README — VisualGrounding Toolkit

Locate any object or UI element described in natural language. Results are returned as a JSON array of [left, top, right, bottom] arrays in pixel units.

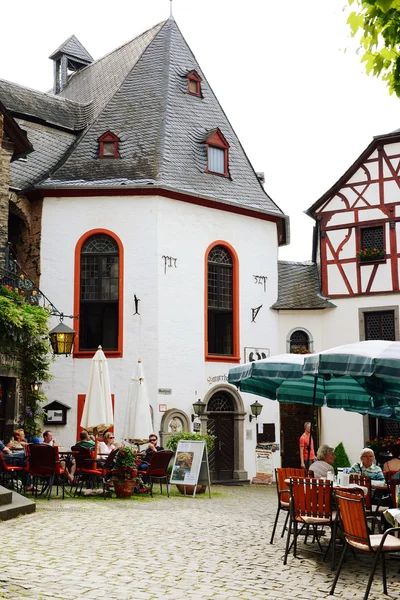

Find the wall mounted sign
[[158, 388, 172, 395], [158, 404, 167, 412], [207, 374, 228, 385], [43, 400, 71, 425], [244, 347, 270, 363]]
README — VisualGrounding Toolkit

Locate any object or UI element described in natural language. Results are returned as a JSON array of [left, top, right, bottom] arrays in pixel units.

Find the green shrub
[[332, 442, 351, 473], [166, 431, 215, 454]]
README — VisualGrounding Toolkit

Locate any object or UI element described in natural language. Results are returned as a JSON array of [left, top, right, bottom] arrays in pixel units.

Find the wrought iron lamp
[[249, 400, 263, 422], [49, 319, 76, 356], [191, 398, 206, 422], [30, 380, 42, 393]]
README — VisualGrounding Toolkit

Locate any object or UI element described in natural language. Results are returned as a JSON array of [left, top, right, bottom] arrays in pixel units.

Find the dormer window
[[186, 70, 202, 97], [98, 131, 120, 159], [206, 129, 230, 177]]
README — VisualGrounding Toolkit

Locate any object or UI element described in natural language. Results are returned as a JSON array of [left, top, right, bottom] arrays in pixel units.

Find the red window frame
[[186, 70, 202, 97], [205, 129, 230, 178], [73, 229, 124, 359], [204, 240, 240, 363], [98, 131, 120, 159]]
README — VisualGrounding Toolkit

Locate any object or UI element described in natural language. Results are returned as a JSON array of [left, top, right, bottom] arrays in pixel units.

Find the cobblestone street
[[0, 484, 399, 600]]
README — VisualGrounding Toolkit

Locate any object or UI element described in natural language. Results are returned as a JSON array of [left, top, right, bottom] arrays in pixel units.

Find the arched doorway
[[202, 386, 247, 482]]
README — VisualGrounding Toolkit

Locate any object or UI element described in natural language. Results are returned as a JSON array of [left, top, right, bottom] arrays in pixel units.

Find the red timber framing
[[311, 138, 400, 298]]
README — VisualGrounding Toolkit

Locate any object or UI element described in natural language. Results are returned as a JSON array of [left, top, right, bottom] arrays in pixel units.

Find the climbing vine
[[0, 286, 52, 434]]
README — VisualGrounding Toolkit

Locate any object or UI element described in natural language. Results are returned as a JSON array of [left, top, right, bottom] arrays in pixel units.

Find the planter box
[[358, 255, 386, 265]]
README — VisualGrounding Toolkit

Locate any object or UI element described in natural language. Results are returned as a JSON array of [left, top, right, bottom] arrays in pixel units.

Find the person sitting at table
[[310, 444, 335, 478], [97, 432, 118, 463], [349, 447, 385, 481], [75, 430, 95, 450], [43, 430, 57, 446], [0, 439, 25, 467], [6, 428, 27, 452], [137, 434, 164, 482], [383, 443, 400, 473]]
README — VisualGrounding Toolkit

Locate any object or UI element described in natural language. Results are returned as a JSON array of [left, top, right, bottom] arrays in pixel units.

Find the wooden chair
[[137, 451, 174, 497], [349, 474, 388, 523], [284, 477, 337, 568], [330, 489, 400, 600], [384, 470, 399, 508], [270, 467, 313, 544]]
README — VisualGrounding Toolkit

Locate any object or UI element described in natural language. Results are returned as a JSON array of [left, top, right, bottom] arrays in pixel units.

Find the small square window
[[188, 79, 199, 95], [102, 142, 116, 156]]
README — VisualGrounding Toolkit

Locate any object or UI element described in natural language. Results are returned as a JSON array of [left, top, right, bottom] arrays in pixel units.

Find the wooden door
[[279, 403, 319, 468], [207, 413, 234, 481]]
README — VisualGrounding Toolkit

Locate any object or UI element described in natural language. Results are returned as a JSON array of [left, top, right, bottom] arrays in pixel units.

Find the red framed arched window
[[204, 241, 240, 362], [186, 70, 202, 97], [98, 131, 120, 159], [73, 229, 124, 358], [206, 129, 230, 178]]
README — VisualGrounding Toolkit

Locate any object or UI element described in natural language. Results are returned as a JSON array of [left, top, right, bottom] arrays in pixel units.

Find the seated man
[[75, 430, 95, 450], [138, 435, 164, 483], [311, 444, 335, 478], [43, 430, 57, 446]]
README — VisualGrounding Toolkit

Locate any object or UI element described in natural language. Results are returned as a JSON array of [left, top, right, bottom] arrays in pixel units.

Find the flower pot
[[113, 479, 135, 498], [176, 484, 206, 495]]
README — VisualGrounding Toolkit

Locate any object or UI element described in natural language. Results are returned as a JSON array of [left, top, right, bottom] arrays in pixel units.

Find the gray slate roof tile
[[271, 261, 336, 310], [49, 35, 94, 63]]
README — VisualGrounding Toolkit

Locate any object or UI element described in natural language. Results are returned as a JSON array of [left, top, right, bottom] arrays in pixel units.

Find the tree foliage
[[348, 0, 400, 96]]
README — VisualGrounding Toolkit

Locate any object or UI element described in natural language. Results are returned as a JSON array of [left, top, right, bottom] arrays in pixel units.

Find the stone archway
[[201, 385, 247, 481], [159, 408, 191, 449]]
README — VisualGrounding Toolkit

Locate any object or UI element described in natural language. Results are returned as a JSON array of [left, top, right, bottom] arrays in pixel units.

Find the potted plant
[[110, 446, 140, 498], [166, 431, 215, 494], [357, 248, 385, 262]]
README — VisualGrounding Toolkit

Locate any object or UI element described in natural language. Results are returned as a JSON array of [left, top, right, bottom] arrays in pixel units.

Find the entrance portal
[[279, 403, 319, 468], [207, 392, 235, 481]]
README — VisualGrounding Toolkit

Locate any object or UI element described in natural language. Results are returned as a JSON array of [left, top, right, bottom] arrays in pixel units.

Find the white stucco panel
[[385, 141, 400, 157], [364, 160, 379, 181], [369, 261, 393, 292], [384, 180, 400, 204], [318, 195, 346, 213], [347, 167, 367, 185], [327, 264, 349, 295], [360, 182, 379, 206], [339, 229, 356, 260], [327, 228, 350, 257], [328, 211, 355, 227], [341, 261, 357, 291], [358, 208, 387, 222], [360, 264, 373, 292]]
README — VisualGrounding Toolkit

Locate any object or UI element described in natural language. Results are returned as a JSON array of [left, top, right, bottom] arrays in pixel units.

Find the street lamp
[[30, 380, 42, 393], [49, 320, 76, 355], [191, 398, 206, 422], [249, 400, 263, 422]]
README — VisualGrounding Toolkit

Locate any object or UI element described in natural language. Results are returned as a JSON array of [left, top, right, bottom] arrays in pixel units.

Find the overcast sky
[[2, 0, 400, 260]]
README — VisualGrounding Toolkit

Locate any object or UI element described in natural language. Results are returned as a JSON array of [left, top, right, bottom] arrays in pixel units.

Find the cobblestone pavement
[[1, 484, 399, 600]]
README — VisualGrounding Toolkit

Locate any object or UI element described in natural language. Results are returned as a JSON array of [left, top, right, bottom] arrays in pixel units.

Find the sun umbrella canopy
[[80, 346, 113, 432], [303, 340, 400, 404], [122, 360, 153, 443], [228, 353, 375, 409]]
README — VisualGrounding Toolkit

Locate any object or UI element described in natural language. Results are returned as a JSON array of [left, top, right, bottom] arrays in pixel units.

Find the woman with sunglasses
[[98, 431, 118, 459]]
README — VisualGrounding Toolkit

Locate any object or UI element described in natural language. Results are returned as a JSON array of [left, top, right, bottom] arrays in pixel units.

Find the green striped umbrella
[[303, 340, 400, 405], [228, 354, 375, 410]]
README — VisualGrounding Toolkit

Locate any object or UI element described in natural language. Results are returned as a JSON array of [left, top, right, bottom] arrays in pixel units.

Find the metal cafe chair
[[384, 470, 399, 508], [71, 446, 118, 499], [24, 444, 67, 499], [284, 477, 337, 568], [137, 451, 174, 497], [270, 467, 313, 544], [0, 451, 24, 492], [330, 489, 400, 600]]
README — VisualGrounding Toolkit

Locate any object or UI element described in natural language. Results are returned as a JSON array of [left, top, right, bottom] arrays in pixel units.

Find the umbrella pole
[[306, 376, 317, 471]]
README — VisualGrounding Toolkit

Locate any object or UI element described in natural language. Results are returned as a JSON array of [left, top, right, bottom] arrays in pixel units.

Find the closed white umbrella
[[123, 360, 153, 444], [80, 345, 114, 433]]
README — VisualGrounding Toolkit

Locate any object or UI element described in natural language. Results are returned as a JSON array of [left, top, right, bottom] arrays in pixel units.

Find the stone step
[[0, 485, 36, 521], [0, 486, 12, 506]]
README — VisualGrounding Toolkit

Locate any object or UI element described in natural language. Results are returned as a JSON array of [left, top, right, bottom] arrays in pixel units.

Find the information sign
[[169, 440, 211, 497]]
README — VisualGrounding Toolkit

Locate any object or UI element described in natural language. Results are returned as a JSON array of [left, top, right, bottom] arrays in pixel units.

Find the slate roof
[[0, 17, 288, 226], [49, 35, 94, 63], [271, 261, 336, 310]]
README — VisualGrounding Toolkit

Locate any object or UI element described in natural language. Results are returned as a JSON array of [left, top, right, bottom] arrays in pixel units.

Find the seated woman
[[349, 447, 385, 481], [6, 428, 27, 452], [97, 432, 118, 462], [383, 443, 400, 474], [309, 444, 335, 478]]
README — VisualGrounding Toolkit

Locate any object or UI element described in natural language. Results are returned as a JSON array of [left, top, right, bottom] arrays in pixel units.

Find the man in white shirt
[[43, 430, 56, 446]]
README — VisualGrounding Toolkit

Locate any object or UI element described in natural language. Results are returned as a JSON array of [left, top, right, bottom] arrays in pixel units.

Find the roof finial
[[169, 0, 173, 18]]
